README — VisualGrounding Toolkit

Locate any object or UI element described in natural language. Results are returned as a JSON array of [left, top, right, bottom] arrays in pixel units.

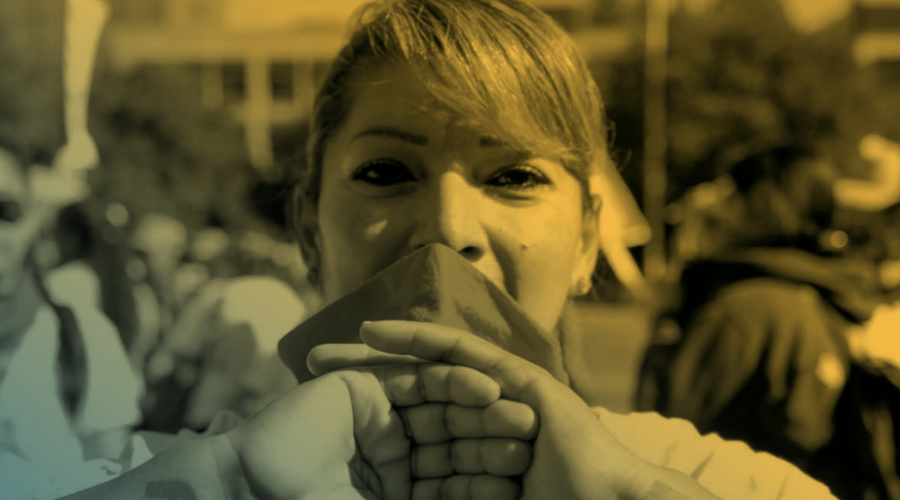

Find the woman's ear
[[570, 194, 602, 296], [291, 183, 322, 288]]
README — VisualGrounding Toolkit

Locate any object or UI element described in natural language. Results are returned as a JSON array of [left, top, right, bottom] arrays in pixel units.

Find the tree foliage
[[666, 0, 900, 202]]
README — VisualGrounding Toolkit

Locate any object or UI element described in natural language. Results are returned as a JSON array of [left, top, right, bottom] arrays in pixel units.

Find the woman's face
[[314, 65, 600, 333], [0, 149, 40, 297]]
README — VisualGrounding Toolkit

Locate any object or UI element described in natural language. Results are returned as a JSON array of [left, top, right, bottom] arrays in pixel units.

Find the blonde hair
[[294, 0, 613, 286]]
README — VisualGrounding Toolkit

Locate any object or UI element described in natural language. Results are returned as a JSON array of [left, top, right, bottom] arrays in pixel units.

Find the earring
[[573, 276, 592, 296], [306, 266, 320, 288]]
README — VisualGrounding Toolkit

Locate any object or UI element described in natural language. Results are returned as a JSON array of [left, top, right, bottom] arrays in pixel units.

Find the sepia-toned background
[[3, 0, 900, 445]]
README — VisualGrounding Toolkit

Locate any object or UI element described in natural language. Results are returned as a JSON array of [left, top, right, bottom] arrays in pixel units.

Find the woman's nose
[[409, 173, 487, 261]]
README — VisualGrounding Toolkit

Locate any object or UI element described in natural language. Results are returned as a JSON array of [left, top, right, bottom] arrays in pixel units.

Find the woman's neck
[[0, 271, 43, 344]]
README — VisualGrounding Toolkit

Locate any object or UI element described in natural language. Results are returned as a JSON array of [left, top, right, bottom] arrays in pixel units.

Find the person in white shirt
[[0, 143, 142, 500]]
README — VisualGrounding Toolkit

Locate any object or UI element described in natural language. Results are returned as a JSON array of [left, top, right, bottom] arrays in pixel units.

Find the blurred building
[[101, 0, 636, 177], [854, 0, 900, 65]]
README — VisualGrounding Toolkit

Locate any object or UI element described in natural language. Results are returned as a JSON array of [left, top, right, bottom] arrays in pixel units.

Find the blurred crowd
[[0, 141, 320, 496], [46, 201, 318, 432]]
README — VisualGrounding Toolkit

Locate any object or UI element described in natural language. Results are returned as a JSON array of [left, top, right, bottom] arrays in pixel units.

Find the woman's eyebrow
[[479, 135, 505, 147], [352, 126, 428, 145]]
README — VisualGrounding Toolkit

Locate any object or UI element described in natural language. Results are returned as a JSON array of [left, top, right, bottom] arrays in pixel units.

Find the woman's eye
[[486, 165, 551, 190], [352, 160, 416, 187]]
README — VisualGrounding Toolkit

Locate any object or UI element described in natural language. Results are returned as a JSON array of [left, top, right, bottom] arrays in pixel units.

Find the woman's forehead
[[348, 66, 452, 124], [343, 64, 545, 155]]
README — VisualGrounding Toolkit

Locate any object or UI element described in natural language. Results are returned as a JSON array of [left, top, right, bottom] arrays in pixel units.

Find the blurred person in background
[[0, 0, 156, 496], [41, 204, 102, 308], [126, 213, 191, 432], [844, 195, 900, 369], [638, 143, 896, 500], [130, 212, 188, 332], [42, 202, 141, 353], [155, 274, 307, 430], [0, 141, 144, 499], [121, 243, 163, 375], [142, 227, 309, 432]]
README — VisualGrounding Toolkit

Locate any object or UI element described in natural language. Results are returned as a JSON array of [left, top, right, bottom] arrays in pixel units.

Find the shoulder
[[717, 278, 823, 310], [44, 263, 102, 308], [688, 278, 845, 366], [594, 407, 837, 500], [701, 278, 822, 319], [691, 278, 829, 341]]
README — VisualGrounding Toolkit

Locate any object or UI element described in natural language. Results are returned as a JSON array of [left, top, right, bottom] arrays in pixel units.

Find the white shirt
[[596, 407, 837, 499], [0, 300, 142, 499]]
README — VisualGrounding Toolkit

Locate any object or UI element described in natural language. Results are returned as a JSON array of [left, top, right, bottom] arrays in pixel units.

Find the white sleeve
[[593, 407, 837, 500]]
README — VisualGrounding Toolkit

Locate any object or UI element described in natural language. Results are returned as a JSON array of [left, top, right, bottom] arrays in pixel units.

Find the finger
[[399, 403, 452, 444], [400, 401, 538, 444], [447, 400, 539, 440], [370, 363, 501, 407], [412, 475, 521, 500], [360, 321, 549, 401], [412, 439, 532, 478], [308, 343, 421, 376]]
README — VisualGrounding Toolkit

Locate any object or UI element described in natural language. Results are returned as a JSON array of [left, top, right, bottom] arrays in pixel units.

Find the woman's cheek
[[502, 200, 580, 250], [326, 204, 409, 293], [509, 201, 584, 281]]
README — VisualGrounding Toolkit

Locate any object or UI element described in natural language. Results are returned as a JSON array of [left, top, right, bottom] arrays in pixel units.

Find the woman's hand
[[224, 361, 537, 500], [309, 321, 723, 500], [61, 361, 536, 500]]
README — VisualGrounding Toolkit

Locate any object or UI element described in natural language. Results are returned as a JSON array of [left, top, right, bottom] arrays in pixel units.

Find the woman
[[63, 1, 835, 499]]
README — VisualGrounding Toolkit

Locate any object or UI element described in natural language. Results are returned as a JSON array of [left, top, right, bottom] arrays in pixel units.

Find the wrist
[[606, 448, 660, 500], [204, 433, 252, 500], [129, 435, 248, 500], [135, 434, 251, 500]]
